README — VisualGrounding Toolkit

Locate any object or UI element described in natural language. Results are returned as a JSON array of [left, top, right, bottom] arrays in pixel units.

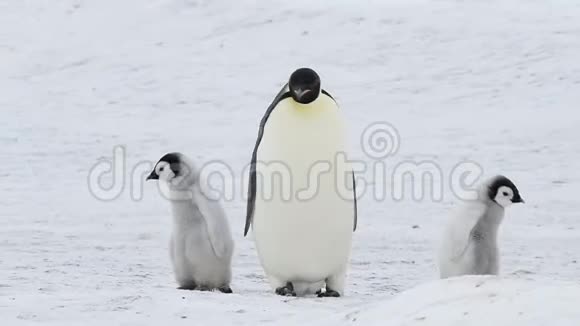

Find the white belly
[[253, 95, 355, 284]]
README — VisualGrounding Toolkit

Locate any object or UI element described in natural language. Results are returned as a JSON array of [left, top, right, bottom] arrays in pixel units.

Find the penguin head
[[487, 175, 524, 208], [147, 152, 186, 183], [288, 67, 321, 104]]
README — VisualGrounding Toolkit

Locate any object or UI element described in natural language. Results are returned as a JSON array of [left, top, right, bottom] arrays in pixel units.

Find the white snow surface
[[1, 0, 580, 325], [312, 276, 580, 326]]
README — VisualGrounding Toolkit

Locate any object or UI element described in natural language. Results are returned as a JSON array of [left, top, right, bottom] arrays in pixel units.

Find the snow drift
[[314, 276, 580, 326]]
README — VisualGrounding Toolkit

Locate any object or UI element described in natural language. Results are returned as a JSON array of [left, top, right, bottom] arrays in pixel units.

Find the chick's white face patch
[[494, 185, 514, 208], [155, 161, 175, 182]]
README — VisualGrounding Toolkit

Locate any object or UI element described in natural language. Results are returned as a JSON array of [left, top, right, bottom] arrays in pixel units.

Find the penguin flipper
[[352, 170, 358, 232], [193, 186, 231, 258], [448, 201, 488, 261], [245, 83, 291, 236]]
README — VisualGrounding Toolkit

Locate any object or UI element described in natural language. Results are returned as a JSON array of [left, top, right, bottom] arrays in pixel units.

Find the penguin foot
[[316, 288, 341, 298], [218, 286, 233, 294], [275, 282, 296, 297], [177, 283, 197, 291]]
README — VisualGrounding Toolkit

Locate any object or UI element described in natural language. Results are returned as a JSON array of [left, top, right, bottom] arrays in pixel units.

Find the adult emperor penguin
[[438, 175, 524, 278], [245, 68, 357, 297], [147, 152, 234, 293]]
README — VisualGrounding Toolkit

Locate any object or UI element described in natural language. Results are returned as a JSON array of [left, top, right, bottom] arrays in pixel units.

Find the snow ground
[[1, 0, 579, 325], [313, 276, 580, 326]]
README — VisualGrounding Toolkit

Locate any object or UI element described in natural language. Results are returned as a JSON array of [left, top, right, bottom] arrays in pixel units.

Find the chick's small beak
[[146, 170, 158, 181], [513, 196, 525, 204]]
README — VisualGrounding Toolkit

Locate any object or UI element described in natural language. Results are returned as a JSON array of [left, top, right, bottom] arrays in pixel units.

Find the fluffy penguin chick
[[147, 152, 234, 293], [438, 175, 524, 278]]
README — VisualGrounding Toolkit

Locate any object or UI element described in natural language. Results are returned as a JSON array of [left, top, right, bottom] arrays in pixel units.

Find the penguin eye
[[502, 191, 509, 196], [160, 166, 165, 172]]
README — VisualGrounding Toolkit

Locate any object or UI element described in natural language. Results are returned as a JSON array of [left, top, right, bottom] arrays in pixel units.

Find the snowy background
[[1, 0, 580, 324]]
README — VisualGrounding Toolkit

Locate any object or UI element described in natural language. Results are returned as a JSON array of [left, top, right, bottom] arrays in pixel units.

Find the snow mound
[[314, 276, 580, 326]]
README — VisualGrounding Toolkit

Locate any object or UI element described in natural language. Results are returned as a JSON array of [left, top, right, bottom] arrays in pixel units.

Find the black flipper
[[244, 84, 291, 236], [324, 90, 357, 232], [352, 170, 358, 232]]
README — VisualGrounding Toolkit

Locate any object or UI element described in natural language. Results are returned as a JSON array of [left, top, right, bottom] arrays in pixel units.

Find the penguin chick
[[438, 175, 524, 278], [147, 152, 234, 293]]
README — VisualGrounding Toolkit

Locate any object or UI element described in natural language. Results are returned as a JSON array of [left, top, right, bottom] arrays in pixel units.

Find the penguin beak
[[512, 195, 525, 204], [146, 170, 159, 181], [293, 88, 311, 100]]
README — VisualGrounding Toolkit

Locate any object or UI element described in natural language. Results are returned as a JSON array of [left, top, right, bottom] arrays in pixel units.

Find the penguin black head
[[288, 68, 321, 104], [487, 175, 524, 208], [146, 152, 183, 182]]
